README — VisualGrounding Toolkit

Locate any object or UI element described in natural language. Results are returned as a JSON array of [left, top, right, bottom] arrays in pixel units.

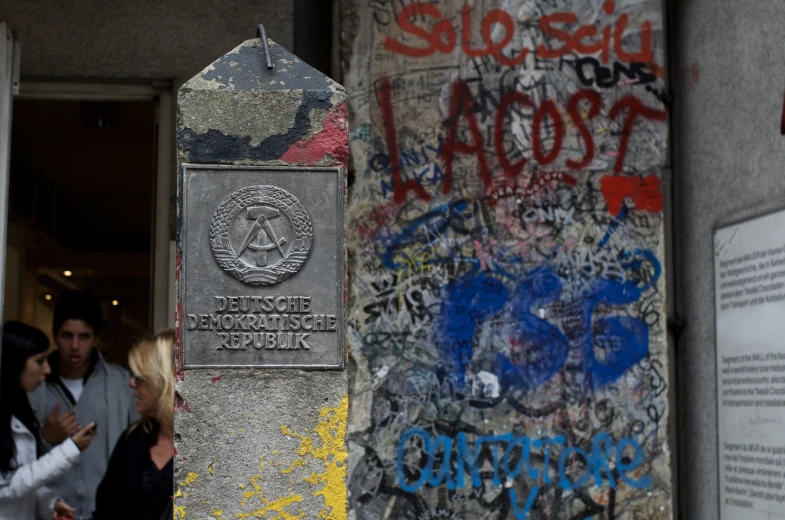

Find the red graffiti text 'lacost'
[[380, 78, 666, 203]]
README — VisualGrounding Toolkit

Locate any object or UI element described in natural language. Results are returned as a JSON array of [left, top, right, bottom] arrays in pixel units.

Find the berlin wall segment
[[175, 37, 350, 519], [345, 0, 671, 519]]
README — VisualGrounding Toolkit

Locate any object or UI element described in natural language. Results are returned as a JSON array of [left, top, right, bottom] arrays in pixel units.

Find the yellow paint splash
[[235, 474, 305, 520], [281, 459, 305, 474], [181, 472, 200, 486], [185, 399, 347, 518], [174, 472, 200, 519], [279, 396, 348, 519], [174, 489, 186, 519]]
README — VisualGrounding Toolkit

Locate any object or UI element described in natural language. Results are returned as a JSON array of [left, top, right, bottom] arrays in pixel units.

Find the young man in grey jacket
[[28, 291, 138, 520]]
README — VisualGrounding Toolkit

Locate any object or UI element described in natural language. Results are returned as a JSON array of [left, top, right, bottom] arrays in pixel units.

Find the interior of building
[[5, 98, 156, 365]]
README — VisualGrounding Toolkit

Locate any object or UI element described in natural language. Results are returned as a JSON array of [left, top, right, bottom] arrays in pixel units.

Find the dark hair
[[0, 322, 50, 474], [52, 290, 103, 336]]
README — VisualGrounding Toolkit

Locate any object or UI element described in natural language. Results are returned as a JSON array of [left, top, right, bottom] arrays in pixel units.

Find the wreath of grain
[[210, 186, 313, 285]]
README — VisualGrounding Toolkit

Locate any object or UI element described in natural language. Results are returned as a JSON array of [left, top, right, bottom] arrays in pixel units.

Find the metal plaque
[[180, 164, 344, 369]]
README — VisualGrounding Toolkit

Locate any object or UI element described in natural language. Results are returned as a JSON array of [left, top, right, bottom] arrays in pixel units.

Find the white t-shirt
[[59, 376, 84, 403]]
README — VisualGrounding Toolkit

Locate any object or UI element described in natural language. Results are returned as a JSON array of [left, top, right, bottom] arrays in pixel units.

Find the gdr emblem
[[210, 185, 313, 285]]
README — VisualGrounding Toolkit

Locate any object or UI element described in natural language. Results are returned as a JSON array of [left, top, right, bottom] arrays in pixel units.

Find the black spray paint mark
[[179, 90, 334, 162]]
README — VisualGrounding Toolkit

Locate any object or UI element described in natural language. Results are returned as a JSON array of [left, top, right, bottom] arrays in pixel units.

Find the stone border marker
[[175, 33, 348, 519]]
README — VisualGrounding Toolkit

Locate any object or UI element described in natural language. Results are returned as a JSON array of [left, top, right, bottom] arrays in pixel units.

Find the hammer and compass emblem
[[210, 186, 313, 286], [238, 206, 288, 266]]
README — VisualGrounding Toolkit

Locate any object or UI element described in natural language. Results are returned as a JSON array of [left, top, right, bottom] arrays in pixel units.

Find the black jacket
[[93, 422, 173, 520]]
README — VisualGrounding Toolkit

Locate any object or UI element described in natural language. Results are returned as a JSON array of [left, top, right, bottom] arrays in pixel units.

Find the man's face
[[55, 319, 97, 374]]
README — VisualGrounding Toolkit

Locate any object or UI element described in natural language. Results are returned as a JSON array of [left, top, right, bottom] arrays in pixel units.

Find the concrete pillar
[[175, 34, 348, 519], [341, 0, 674, 518]]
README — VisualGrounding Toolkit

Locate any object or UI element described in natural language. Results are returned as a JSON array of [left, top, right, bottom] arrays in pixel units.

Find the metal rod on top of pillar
[[256, 24, 274, 70]]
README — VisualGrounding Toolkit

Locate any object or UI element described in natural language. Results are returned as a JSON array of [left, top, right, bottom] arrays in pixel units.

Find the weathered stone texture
[[178, 40, 346, 167], [175, 373, 348, 519], [343, 1, 673, 519]]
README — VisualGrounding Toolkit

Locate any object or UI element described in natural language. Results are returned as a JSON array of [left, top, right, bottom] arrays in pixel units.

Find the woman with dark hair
[[93, 329, 174, 520], [0, 321, 97, 519]]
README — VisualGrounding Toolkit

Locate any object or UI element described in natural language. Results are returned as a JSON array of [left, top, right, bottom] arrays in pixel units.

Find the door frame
[[0, 23, 20, 324], [15, 79, 175, 332]]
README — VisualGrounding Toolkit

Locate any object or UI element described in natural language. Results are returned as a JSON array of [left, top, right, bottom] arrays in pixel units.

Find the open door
[[0, 23, 20, 320]]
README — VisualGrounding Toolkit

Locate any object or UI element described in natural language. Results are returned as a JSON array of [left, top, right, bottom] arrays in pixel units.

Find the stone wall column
[[174, 35, 349, 520], [341, 0, 674, 518]]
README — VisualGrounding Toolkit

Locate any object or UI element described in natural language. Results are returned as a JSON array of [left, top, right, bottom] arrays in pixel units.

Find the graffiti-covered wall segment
[[345, 0, 671, 518]]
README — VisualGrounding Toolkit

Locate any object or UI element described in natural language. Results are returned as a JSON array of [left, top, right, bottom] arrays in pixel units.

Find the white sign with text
[[715, 209, 785, 519]]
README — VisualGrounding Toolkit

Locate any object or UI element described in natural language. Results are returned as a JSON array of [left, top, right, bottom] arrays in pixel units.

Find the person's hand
[[41, 405, 79, 445], [52, 498, 75, 519], [70, 423, 97, 452]]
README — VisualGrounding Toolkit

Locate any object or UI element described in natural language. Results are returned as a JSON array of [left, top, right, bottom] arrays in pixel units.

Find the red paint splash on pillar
[[175, 391, 191, 413], [601, 175, 663, 216], [281, 101, 349, 166]]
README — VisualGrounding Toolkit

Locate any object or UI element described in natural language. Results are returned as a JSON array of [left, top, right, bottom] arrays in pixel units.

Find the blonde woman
[[92, 330, 174, 520]]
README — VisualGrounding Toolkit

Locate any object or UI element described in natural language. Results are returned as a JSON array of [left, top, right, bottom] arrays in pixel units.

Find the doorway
[[5, 98, 157, 366], [0, 23, 176, 367]]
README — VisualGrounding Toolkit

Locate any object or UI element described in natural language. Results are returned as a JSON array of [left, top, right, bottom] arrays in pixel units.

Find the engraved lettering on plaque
[[210, 186, 313, 285]]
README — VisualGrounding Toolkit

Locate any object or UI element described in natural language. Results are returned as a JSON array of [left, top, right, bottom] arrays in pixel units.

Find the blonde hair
[[128, 329, 175, 432]]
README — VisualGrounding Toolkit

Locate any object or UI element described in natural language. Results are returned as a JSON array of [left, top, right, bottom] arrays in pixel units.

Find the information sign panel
[[715, 209, 785, 518]]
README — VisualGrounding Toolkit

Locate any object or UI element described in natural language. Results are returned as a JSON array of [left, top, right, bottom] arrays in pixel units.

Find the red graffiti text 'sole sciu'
[[384, 1, 663, 77]]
